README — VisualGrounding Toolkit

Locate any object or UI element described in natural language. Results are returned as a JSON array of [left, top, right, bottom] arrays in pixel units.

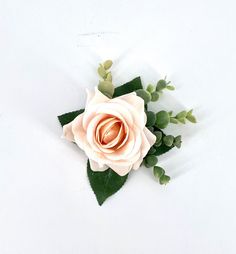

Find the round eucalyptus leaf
[[155, 111, 170, 129]]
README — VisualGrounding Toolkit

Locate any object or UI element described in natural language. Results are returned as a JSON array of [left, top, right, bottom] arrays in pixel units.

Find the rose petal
[[89, 159, 108, 172], [107, 163, 132, 176], [62, 122, 75, 142]]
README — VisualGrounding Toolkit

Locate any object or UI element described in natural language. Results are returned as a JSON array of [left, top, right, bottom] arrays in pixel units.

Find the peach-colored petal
[[86, 87, 109, 107], [89, 159, 108, 172], [133, 128, 156, 170], [112, 93, 147, 128], [62, 122, 75, 142], [107, 163, 132, 176], [143, 127, 156, 148]]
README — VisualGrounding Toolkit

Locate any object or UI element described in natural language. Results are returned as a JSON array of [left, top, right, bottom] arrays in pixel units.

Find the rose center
[[101, 122, 121, 144]]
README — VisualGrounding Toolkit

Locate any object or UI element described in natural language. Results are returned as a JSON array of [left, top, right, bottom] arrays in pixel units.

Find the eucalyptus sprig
[[156, 77, 175, 93], [97, 60, 114, 98], [153, 166, 170, 185], [155, 109, 197, 129], [136, 77, 175, 104], [169, 109, 197, 124]]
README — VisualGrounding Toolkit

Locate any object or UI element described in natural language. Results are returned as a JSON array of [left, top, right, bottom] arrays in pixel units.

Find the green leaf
[[159, 175, 171, 185], [146, 111, 156, 127], [87, 161, 128, 205], [176, 111, 187, 120], [98, 80, 114, 98], [174, 135, 182, 148], [154, 142, 173, 156], [163, 135, 174, 147], [155, 110, 170, 129], [113, 77, 143, 97], [178, 118, 186, 124], [146, 84, 155, 93], [153, 166, 165, 179], [148, 146, 156, 155], [97, 64, 106, 78], [136, 89, 151, 104], [166, 85, 175, 90], [186, 114, 197, 123], [103, 60, 113, 70], [144, 155, 158, 168], [156, 79, 167, 91], [153, 127, 175, 156], [170, 117, 179, 124], [58, 109, 84, 127], [151, 91, 159, 102], [154, 131, 162, 143]]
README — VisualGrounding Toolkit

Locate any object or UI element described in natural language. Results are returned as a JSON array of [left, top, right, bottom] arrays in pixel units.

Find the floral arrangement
[[58, 60, 197, 205]]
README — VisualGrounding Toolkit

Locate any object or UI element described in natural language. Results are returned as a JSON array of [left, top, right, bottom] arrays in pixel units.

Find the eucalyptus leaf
[[153, 166, 165, 179], [103, 60, 113, 70], [155, 111, 170, 129], [153, 127, 175, 156], [136, 89, 151, 104], [159, 175, 171, 185]]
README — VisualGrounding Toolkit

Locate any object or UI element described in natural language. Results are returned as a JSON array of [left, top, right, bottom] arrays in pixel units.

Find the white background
[[1, 0, 236, 253]]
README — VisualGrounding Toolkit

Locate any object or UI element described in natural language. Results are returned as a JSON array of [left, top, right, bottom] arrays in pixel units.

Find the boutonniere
[[58, 60, 197, 205]]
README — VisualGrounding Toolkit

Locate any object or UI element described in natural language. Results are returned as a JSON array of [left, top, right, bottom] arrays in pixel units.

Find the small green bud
[[146, 84, 155, 94], [187, 109, 193, 115], [98, 81, 114, 98], [159, 175, 170, 185], [136, 89, 151, 104], [97, 65, 106, 78], [174, 135, 182, 148], [156, 79, 166, 91], [153, 166, 165, 179], [186, 115, 197, 123], [154, 140, 162, 147], [144, 155, 158, 168], [178, 118, 186, 124], [155, 111, 170, 129], [151, 91, 159, 102], [174, 135, 182, 143], [105, 72, 112, 82], [103, 60, 113, 70], [176, 111, 187, 120], [146, 111, 156, 127], [166, 85, 175, 90], [170, 117, 178, 124], [154, 131, 162, 143], [163, 135, 174, 147], [148, 146, 156, 155]]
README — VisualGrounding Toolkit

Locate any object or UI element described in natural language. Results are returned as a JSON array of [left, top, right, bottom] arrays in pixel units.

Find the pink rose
[[63, 88, 156, 176]]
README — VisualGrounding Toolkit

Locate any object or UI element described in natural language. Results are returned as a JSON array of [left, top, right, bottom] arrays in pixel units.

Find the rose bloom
[[63, 88, 156, 176]]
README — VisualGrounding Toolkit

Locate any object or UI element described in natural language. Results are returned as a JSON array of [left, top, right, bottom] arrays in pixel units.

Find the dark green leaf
[[113, 77, 143, 97], [58, 109, 84, 127], [87, 161, 128, 205], [154, 142, 173, 156]]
